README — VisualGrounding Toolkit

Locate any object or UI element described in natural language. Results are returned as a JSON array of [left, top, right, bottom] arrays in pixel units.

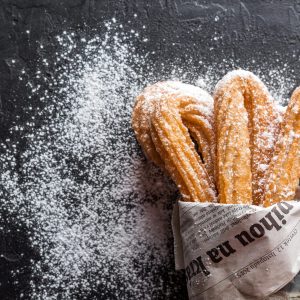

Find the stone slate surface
[[0, 1, 300, 299]]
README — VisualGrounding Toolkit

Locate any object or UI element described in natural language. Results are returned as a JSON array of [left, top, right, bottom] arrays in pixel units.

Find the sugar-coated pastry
[[263, 87, 300, 206], [214, 70, 279, 205], [132, 72, 300, 207], [132, 81, 216, 202]]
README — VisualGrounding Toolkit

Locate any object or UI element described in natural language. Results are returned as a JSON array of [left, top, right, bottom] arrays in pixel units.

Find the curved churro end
[[263, 86, 300, 207], [132, 92, 164, 168], [132, 81, 217, 202], [214, 70, 279, 205]]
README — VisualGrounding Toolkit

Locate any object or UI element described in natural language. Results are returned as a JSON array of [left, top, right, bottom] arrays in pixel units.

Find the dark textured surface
[[1, 0, 300, 136], [0, 0, 300, 299]]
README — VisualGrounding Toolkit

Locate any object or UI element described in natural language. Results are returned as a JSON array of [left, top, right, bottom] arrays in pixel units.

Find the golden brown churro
[[132, 81, 216, 202], [263, 87, 300, 207], [132, 85, 164, 168], [132, 72, 300, 207], [214, 70, 279, 205]]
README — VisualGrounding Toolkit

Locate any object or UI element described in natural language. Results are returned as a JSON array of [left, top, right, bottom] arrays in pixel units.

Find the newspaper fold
[[172, 201, 300, 299]]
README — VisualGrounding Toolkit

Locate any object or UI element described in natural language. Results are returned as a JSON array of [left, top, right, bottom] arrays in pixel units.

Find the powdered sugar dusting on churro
[[133, 80, 216, 203], [214, 69, 282, 205], [141, 81, 214, 117], [263, 87, 300, 206]]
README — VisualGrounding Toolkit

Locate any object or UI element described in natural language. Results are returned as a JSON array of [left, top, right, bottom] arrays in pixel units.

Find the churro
[[214, 70, 279, 205], [132, 81, 216, 202], [132, 72, 300, 207], [263, 87, 300, 206]]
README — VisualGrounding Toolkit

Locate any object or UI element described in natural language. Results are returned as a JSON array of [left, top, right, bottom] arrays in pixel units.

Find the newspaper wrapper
[[172, 200, 300, 299]]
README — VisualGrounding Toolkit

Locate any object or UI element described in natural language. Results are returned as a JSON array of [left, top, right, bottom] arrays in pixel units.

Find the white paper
[[172, 200, 300, 299]]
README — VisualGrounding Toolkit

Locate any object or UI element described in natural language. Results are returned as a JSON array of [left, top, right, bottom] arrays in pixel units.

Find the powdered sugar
[[0, 27, 182, 299], [140, 81, 214, 118], [0, 22, 297, 299]]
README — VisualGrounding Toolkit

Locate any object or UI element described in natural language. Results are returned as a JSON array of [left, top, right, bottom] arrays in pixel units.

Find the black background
[[0, 1, 300, 299]]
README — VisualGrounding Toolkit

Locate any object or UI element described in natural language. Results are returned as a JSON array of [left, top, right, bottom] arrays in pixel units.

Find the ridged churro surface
[[214, 70, 279, 204], [132, 81, 216, 202], [264, 87, 300, 206], [132, 72, 300, 207]]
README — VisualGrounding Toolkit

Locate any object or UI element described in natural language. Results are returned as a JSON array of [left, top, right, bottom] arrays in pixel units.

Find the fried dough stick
[[214, 70, 279, 204], [264, 87, 300, 207], [132, 81, 216, 202]]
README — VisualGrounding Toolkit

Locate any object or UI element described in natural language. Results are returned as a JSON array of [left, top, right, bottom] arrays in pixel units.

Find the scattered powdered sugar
[[0, 21, 298, 299], [258, 164, 269, 172], [140, 80, 214, 118], [197, 66, 296, 107], [0, 26, 182, 299]]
